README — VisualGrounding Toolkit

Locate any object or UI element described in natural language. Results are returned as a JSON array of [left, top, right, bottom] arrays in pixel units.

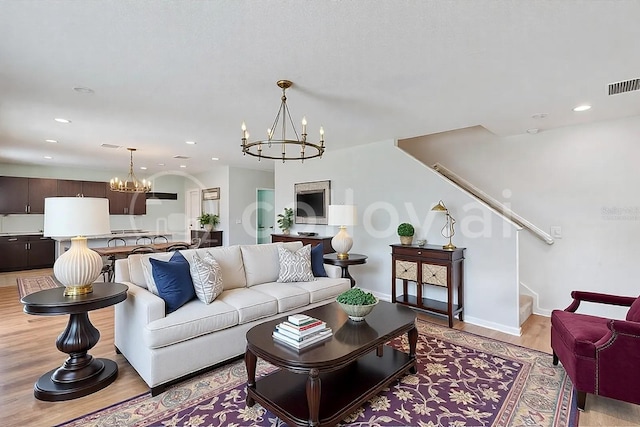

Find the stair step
[[519, 294, 533, 325]]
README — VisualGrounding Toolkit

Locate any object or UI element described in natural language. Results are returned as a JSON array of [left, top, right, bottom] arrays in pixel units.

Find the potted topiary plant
[[397, 222, 415, 245], [198, 213, 220, 232], [277, 208, 294, 235]]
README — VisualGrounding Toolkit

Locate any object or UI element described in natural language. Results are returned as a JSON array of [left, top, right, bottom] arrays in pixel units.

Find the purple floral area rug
[[58, 319, 577, 427]]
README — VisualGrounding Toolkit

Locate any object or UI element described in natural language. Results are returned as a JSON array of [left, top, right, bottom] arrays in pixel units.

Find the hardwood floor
[[1, 270, 638, 426]]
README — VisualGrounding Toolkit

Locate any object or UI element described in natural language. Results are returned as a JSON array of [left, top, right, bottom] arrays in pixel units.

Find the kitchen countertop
[[1, 231, 172, 240]]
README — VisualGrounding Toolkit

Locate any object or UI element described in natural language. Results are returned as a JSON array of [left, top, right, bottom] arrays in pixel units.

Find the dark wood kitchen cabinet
[[107, 190, 146, 215], [57, 180, 107, 198], [0, 176, 57, 214], [0, 235, 55, 272]]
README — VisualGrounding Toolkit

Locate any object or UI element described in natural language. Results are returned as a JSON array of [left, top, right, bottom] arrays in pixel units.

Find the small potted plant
[[397, 222, 415, 245], [277, 208, 294, 235], [198, 213, 220, 232]]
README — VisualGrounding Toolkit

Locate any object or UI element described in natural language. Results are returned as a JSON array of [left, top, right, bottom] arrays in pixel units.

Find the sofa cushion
[[251, 282, 310, 313], [551, 310, 611, 358], [204, 246, 247, 290], [291, 277, 351, 303], [277, 244, 315, 283], [190, 252, 224, 304], [149, 252, 196, 314], [216, 288, 278, 324], [241, 241, 302, 286], [144, 298, 239, 349], [311, 243, 328, 277]]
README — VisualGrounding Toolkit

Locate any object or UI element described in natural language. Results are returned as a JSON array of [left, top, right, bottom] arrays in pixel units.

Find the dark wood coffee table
[[245, 301, 417, 427]]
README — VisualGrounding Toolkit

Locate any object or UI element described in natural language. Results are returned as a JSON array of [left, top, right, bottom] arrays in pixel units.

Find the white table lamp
[[328, 205, 357, 259], [44, 197, 111, 296]]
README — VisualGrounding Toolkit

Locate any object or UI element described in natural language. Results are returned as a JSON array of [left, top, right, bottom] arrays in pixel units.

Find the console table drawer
[[422, 263, 447, 287], [395, 260, 418, 281]]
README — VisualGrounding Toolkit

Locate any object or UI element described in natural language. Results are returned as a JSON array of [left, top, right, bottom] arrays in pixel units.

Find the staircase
[[519, 294, 533, 325]]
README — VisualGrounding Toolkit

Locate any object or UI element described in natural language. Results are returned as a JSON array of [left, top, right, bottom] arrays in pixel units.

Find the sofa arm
[[324, 263, 341, 279], [595, 319, 640, 402], [114, 258, 130, 283], [115, 281, 166, 325], [565, 290, 637, 312]]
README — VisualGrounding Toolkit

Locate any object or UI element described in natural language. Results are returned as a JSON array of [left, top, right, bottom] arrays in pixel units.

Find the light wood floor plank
[[0, 270, 637, 426]]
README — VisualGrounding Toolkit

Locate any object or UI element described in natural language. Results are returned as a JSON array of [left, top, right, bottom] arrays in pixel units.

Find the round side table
[[323, 253, 368, 288], [21, 282, 128, 401]]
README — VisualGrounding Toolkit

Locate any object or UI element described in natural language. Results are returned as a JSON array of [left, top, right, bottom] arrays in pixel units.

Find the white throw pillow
[[277, 244, 315, 283], [189, 252, 224, 304]]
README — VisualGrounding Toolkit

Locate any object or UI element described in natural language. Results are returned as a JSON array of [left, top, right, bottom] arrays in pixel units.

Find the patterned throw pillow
[[277, 244, 315, 283], [190, 252, 224, 304]]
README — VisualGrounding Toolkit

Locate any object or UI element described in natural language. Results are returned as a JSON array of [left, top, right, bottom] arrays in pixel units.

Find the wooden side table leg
[[306, 368, 321, 426], [408, 326, 418, 374], [341, 266, 355, 288], [245, 347, 257, 407]]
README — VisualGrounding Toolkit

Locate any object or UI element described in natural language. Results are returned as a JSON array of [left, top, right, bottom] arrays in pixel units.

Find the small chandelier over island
[[110, 148, 151, 193], [241, 80, 325, 162]]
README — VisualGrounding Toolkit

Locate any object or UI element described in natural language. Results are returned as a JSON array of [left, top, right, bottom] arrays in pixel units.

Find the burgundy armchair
[[551, 290, 640, 410]]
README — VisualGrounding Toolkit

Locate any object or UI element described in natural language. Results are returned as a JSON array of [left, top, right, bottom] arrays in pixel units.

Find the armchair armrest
[[565, 291, 637, 312]]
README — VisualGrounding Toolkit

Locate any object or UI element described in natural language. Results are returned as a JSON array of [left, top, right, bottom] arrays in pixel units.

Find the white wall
[[275, 140, 521, 334], [0, 163, 188, 240], [193, 166, 230, 245], [228, 167, 274, 245], [398, 115, 640, 319], [193, 166, 274, 245]]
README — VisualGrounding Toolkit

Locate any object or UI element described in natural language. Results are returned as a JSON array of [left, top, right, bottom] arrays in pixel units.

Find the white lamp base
[[54, 236, 103, 296], [331, 226, 353, 260]]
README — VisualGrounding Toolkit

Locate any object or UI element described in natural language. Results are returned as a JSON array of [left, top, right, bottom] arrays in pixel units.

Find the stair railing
[[432, 163, 554, 245]]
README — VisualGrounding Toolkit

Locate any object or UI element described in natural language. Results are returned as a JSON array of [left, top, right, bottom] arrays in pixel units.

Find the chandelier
[[109, 148, 151, 193], [241, 80, 325, 162]]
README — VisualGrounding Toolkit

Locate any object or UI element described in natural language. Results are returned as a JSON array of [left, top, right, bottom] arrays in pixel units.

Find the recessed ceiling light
[[73, 86, 94, 94], [180, 165, 187, 168], [140, 166, 147, 170], [185, 141, 196, 145], [211, 157, 219, 161], [44, 156, 53, 159], [54, 118, 71, 123], [573, 104, 591, 112], [158, 163, 165, 166], [45, 139, 58, 143]]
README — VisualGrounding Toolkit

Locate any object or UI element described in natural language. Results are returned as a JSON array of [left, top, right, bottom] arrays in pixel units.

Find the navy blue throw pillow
[[311, 244, 328, 277], [150, 251, 195, 313]]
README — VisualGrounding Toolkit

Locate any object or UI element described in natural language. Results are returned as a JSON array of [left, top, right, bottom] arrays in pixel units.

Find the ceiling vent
[[173, 155, 190, 159], [608, 78, 640, 95], [101, 143, 121, 149]]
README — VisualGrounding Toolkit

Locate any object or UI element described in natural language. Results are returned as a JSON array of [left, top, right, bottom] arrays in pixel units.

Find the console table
[[191, 230, 223, 248], [21, 283, 128, 401], [271, 233, 334, 254], [391, 244, 465, 327]]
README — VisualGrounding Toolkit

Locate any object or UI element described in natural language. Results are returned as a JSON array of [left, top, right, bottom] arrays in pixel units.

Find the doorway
[[186, 189, 201, 237], [256, 189, 275, 244]]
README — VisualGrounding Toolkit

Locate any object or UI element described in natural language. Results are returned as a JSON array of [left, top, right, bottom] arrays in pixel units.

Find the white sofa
[[114, 241, 350, 395]]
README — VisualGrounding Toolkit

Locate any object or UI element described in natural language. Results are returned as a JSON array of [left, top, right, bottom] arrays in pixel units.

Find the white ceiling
[[1, 1, 639, 176]]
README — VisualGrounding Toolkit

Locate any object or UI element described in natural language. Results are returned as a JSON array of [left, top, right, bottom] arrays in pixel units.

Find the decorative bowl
[[337, 298, 379, 321]]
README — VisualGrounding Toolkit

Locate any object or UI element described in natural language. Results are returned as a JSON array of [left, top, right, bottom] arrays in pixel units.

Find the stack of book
[[272, 314, 332, 350]]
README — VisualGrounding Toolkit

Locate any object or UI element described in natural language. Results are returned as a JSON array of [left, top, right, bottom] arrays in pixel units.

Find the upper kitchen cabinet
[[0, 176, 57, 214], [107, 189, 146, 215], [57, 180, 107, 198]]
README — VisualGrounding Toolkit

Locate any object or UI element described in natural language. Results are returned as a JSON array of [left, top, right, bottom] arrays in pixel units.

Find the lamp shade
[[44, 197, 111, 237], [328, 205, 357, 226]]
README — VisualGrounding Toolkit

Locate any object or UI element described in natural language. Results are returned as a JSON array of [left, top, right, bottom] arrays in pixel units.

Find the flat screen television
[[294, 180, 330, 224]]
